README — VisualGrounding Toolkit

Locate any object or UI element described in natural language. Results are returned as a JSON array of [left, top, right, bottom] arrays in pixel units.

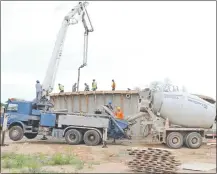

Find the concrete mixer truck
[[133, 88, 216, 149]]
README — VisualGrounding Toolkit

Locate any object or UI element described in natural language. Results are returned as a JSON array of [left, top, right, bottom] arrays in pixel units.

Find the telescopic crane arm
[[41, 2, 93, 100]]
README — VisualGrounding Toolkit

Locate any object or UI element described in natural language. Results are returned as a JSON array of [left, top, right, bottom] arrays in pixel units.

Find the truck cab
[[1, 98, 41, 141]]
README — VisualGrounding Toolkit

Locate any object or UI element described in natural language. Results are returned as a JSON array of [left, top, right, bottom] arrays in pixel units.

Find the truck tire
[[83, 130, 101, 146], [9, 126, 24, 141], [166, 132, 184, 149], [24, 133, 38, 139], [65, 129, 83, 145], [186, 132, 202, 149], [184, 133, 190, 148]]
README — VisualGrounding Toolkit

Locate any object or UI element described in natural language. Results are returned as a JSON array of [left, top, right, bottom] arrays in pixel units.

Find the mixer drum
[[151, 92, 216, 129]]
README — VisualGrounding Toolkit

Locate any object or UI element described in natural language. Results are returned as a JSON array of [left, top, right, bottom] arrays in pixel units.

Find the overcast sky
[[1, 1, 216, 102]]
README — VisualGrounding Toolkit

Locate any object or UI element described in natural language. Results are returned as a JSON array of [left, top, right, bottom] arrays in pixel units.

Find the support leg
[[102, 140, 107, 148], [40, 128, 48, 140], [102, 128, 108, 148]]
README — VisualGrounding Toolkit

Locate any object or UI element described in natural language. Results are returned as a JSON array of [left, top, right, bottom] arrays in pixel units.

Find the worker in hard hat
[[35, 80, 42, 103], [58, 83, 64, 93], [111, 79, 116, 91], [115, 107, 124, 120], [84, 83, 90, 91], [107, 101, 113, 110], [112, 106, 124, 144], [92, 79, 97, 91], [105, 101, 114, 115]]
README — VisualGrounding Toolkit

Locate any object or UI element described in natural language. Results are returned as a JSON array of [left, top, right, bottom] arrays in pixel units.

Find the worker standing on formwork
[[84, 83, 90, 91], [92, 79, 97, 91], [72, 83, 77, 92], [58, 83, 64, 93], [35, 80, 42, 103], [111, 79, 116, 91]]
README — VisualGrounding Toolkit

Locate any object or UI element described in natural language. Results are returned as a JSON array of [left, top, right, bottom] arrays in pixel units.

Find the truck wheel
[[24, 133, 38, 139], [166, 132, 184, 149], [9, 126, 24, 141], [83, 130, 101, 146], [186, 132, 202, 149], [184, 133, 190, 148], [65, 129, 82, 145]]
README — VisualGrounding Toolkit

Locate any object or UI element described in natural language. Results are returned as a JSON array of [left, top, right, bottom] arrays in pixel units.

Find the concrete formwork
[[50, 90, 140, 115]]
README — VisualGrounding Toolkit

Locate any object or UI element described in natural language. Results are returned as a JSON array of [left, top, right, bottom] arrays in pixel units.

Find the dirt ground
[[1, 134, 216, 173]]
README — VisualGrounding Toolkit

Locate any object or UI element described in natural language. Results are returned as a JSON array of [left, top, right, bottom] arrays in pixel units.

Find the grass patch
[[1, 152, 39, 169], [48, 153, 84, 167], [1, 152, 85, 171]]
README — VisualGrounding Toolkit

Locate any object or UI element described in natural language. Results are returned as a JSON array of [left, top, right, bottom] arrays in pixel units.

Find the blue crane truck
[[1, 98, 132, 147]]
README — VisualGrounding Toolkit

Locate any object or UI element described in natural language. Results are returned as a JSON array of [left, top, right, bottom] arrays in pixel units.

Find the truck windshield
[[7, 103, 18, 112]]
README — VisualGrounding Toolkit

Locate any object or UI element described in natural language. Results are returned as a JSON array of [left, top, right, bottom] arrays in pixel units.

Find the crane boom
[[41, 2, 93, 101]]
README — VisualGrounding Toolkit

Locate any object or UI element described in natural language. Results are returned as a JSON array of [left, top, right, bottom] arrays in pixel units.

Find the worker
[[107, 101, 113, 111], [92, 79, 97, 91], [115, 107, 124, 120], [58, 83, 64, 93], [111, 79, 116, 91], [35, 80, 42, 103], [72, 83, 77, 92], [84, 83, 90, 91], [105, 101, 114, 115]]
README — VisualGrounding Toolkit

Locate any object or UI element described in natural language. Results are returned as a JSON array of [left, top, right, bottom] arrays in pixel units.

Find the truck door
[[6, 102, 32, 124], [6, 103, 19, 126]]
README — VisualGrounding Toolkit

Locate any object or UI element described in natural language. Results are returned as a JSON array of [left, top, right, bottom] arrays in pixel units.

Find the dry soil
[[1, 134, 216, 173]]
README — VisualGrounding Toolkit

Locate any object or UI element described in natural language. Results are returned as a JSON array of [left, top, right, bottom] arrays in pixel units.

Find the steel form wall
[[50, 90, 140, 115]]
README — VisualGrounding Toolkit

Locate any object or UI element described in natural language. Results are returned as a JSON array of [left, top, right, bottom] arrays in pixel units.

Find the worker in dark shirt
[[107, 101, 113, 110], [105, 101, 114, 115], [72, 83, 77, 92], [84, 83, 90, 91]]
